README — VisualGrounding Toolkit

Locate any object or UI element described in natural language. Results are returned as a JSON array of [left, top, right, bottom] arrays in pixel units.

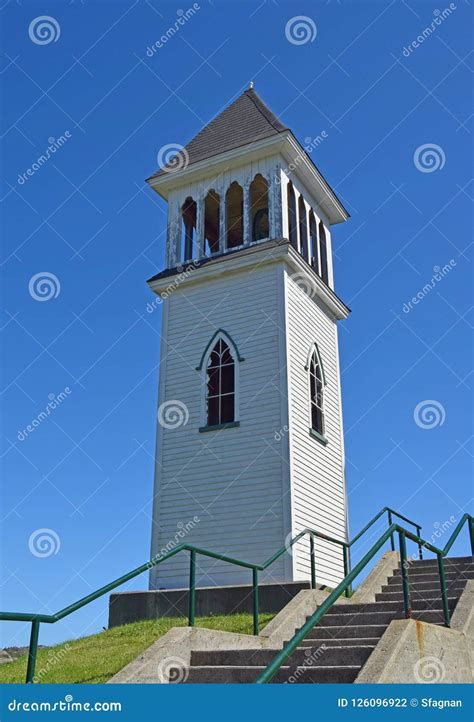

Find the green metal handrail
[[350, 506, 423, 559], [255, 513, 473, 683], [0, 505, 422, 683]]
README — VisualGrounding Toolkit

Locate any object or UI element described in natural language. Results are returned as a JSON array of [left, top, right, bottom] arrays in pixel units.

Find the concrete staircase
[[179, 556, 474, 683]]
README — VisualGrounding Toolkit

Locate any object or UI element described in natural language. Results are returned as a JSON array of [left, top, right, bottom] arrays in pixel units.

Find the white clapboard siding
[[150, 263, 291, 589], [285, 270, 347, 587]]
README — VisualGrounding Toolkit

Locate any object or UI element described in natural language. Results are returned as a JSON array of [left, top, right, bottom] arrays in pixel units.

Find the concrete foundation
[[108, 580, 311, 628]]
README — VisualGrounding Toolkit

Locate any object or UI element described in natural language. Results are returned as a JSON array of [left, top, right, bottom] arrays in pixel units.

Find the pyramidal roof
[[149, 87, 289, 180]]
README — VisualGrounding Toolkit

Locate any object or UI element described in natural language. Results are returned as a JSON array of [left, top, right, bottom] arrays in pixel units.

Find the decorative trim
[[304, 342, 327, 385], [146, 132, 349, 225], [199, 421, 240, 433], [309, 428, 328, 446], [280, 266, 295, 581], [148, 241, 350, 321], [195, 329, 245, 370], [149, 295, 170, 588]]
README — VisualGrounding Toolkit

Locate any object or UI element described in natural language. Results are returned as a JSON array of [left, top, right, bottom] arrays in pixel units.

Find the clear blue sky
[[1, 0, 472, 647]]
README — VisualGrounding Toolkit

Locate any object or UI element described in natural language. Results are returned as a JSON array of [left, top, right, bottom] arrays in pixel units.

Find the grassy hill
[[0, 613, 274, 684]]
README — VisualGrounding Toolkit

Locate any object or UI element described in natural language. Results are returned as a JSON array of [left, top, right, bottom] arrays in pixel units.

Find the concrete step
[[324, 598, 457, 616], [382, 579, 466, 593], [388, 571, 472, 585], [190, 645, 373, 668], [298, 637, 379, 648], [402, 556, 473, 568], [304, 624, 389, 640], [308, 609, 447, 627], [375, 590, 461, 603], [182, 665, 361, 684], [392, 565, 474, 580]]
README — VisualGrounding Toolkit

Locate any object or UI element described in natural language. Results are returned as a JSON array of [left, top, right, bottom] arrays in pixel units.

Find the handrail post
[[387, 510, 395, 551], [26, 620, 40, 683], [188, 550, 196, 626], [252, 568, 259, 636], [310, 534, 316, 590], [398, 531, 411, 618], [416, 525, 423, 560], [469, 517, 474, 556], [437, 554, 450, 627], [343, 545, 351, 598]]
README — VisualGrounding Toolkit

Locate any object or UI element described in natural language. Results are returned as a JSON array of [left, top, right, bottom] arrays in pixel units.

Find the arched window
[[226, 182, 244, 249], [250, 174, 269, 242], [307, 345, 325, 438], [204, 190, 220, 255], [309, 211, 319, 274], [319, 221, 329, 286], [181, 197, 197, 262], [298, 196, 308, 261], [197, 332, 244, 428], [287, 181, 298, 251]]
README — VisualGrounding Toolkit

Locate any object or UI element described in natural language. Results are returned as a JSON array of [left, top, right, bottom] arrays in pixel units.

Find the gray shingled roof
[[148, 88, 288, 180]]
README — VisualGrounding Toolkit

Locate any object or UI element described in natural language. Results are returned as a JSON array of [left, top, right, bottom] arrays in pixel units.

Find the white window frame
[[198, 330, 243, 428], [305, 343, 327, 440]]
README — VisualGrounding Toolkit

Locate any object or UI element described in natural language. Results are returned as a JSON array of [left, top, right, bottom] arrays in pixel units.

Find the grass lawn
[[0, 613, 274, 684]]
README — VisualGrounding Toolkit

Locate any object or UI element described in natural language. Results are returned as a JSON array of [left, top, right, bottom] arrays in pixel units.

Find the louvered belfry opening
[[226, 182, 244, 249], [204, 190, 220, 255], [250, 174, 269, 242], [181, 197, 197, 261]]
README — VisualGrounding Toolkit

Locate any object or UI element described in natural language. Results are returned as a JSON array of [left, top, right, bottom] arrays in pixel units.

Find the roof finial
[[249, 81, 254, 89]]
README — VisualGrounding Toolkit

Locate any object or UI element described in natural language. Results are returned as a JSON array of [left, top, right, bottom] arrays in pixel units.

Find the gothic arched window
[[198, 331, 244, 428], [307, 344, 326, 439]]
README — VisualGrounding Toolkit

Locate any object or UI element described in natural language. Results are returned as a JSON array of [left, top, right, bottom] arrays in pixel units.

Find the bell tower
[[146, 87, 350, 590]]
